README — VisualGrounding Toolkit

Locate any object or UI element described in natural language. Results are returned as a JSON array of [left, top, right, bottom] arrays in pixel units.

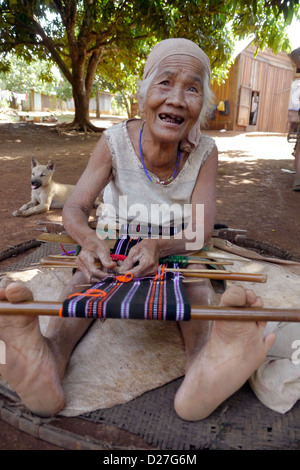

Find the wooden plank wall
[[208, 47, 294, 133], [207, 61, 239, 131]]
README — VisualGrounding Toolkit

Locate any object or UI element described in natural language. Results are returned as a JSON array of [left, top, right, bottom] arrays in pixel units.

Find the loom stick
[[166, 267, 239, 274], [45, 254, 233, 266], [0, 300, 299, 322], [186, 259, 233, 266], [175, 271, 267, 283], [39, 259, 77, 267], [38, 258, 266, 283], [37, 265, 267, 283], [193, 252, 252, 262]]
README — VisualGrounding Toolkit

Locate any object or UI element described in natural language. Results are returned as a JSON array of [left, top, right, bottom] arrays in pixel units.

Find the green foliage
[[0, 53, 60, 94], [229, 0, 298, 53], [1, 1, 298, 79], [0, 0, 298, 127]]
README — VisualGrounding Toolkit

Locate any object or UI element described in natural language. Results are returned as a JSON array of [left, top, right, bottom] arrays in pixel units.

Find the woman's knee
[[58, 270, 87, 301], [185, 278, 216, 305]]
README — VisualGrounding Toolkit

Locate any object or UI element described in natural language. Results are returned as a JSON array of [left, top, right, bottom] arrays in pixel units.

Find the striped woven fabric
[[60, 236, 191, 321], [60, 266, 191, 321], [112, 235, 142, 256]]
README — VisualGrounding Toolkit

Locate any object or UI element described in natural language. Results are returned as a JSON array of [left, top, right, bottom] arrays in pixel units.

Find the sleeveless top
[[97, 119, 215, 237]]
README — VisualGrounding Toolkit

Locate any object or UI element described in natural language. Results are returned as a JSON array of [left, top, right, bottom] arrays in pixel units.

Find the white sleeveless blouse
[[98, 119, 215, 236]]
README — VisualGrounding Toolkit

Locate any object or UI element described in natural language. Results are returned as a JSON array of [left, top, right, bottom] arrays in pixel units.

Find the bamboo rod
[[37, 258, 266, 283], [45, 254, 234, 266], [186, 260, 233, 266], [36, 266, 267, 283], [0, 300, 299, 322], [168, 270, 267, 283]]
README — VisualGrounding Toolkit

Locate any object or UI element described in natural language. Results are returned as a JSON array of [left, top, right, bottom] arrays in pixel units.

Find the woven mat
[[80, 379, 300, 450], [1, 242, 300, 450]]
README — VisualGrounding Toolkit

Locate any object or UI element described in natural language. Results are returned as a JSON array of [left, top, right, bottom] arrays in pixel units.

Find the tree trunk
[[60, 71, 104, 132], [65, 85, 104, 132], [95, 86, 100, 119], [121, 91, 131, 119]]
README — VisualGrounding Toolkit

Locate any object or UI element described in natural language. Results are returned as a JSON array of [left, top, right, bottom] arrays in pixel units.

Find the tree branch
[[52, 0, 79, 66], [31, 14, 73, 83]]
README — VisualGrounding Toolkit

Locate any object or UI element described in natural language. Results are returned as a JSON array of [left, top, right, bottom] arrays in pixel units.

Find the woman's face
[[143, 55, 204, 145]]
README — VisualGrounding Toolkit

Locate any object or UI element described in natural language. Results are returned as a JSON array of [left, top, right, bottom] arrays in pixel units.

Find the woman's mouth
[[159, 113, 184, 124]]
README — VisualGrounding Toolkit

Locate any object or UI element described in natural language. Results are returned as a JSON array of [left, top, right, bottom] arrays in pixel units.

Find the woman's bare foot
[[174, 286, 276, 421], [0, 282, 65, 417]]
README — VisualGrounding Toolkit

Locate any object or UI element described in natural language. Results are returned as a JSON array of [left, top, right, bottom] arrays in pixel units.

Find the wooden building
[[208, 46, 295, 133]]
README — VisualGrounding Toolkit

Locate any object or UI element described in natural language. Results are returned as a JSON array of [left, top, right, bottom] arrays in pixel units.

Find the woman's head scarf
[[143, 38, 211, 152]]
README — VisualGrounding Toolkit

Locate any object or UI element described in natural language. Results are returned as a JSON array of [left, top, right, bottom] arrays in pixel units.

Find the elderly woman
[[0, 38, 275, 420]]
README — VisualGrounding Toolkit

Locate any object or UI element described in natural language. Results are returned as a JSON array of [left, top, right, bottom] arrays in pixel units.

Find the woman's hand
[[117, 238, 160, 278], [76, 235, 117, 282]]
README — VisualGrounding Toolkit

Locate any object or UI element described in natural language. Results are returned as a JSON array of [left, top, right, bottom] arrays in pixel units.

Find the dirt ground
[[0, 117, 300, 450], [0, 118, 299, 261]]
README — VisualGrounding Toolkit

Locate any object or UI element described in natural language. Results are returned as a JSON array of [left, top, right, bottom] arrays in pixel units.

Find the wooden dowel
[[190, 305, 300, 322], [187, 260, 233, 266], [166, 267, 231, 274], [41, 258, 75, 262], [0, 300, 299, 322], [38, 259, 266, 283], [193, 252, 252, 262], [45, 254, 233, 266], [0, 301, 62, 316], [39, 261, 77, 267], [38, 264, 75, 268], [37, 266, 267, 283], [178, 271, 267, 283]]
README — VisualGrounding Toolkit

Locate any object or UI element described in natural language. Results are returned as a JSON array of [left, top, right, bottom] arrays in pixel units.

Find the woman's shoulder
[[184, 133, 216, 171], [104, 118, 142, 136], [104, 119, 126, 137], [198, 133, 216, 147], [191, 133, 216, 157]]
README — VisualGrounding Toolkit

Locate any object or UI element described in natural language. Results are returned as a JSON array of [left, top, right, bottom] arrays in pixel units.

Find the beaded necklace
[[138, 124, 181, 185]]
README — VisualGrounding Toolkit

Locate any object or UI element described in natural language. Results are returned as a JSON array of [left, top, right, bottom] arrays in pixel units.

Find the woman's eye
[[160, 80, 169, 86], [189, 86, 198, 93]]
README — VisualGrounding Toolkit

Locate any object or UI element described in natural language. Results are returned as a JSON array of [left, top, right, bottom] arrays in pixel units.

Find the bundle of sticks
[[35, 253, 268, 284]]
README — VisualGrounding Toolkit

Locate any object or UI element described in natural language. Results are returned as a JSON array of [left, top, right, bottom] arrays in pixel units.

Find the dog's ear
[[31, 157, 39, 168], [47, 161, 55, 172]]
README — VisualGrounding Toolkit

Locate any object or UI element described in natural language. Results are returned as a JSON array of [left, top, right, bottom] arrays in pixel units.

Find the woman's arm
[[62, 134, 116, 281], [185, 143, 218, 247], [119, 144, 218, 277]]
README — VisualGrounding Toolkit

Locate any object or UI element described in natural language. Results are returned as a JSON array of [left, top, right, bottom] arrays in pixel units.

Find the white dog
[[12, 158, 75, 217]]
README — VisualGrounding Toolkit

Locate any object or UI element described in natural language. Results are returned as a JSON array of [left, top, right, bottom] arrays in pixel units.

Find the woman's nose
[[165, 86, 184, 106]]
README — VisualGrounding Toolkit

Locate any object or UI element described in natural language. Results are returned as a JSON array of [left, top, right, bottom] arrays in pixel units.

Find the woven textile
[[61, 236, 191, 321], [113, 235, 142, 256], [60, 270, 190, 321]]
